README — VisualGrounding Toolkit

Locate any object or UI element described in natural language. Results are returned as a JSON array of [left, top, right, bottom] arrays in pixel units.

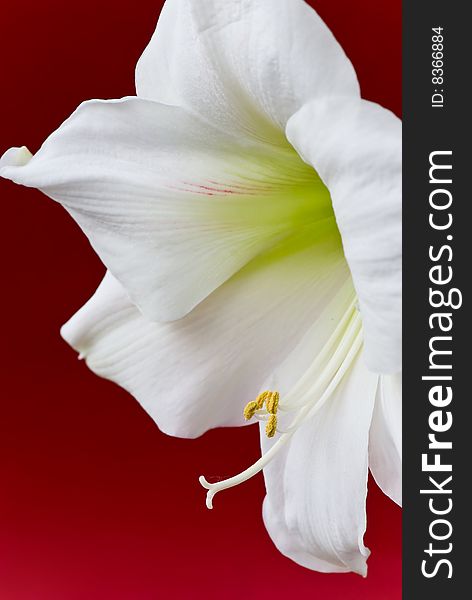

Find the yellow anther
[[265, 391, 280, 415], [255, 391, 270, 409], [243, 390, 280, 429], [265, 414, 278, 438], [243, 400, 259, 421]]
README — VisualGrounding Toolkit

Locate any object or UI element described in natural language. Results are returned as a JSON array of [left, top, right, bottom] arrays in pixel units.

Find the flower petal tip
[[0, 145, 32, 171], [60, 321, 86, 360]]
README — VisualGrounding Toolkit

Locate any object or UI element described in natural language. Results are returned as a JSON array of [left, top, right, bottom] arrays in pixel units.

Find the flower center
[[199, 299, 362, 509]]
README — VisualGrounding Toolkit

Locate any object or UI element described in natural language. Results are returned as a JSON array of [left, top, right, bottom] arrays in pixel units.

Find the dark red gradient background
[[0, 2, 401, 598]]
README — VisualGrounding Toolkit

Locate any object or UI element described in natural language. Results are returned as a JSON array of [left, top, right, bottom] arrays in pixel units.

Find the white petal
[[136, 0, 359, 138], [286, 97, 402, 374], [369, 372, 402, 505], [0, 97, 329, 322], [261, 352, 379, 575], [62, 230, 352, 438]]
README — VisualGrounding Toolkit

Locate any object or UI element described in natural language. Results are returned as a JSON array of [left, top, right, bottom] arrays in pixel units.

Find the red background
[[0, 1, 401, 598]]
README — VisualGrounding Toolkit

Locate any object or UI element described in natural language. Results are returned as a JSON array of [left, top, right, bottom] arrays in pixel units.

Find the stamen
[[243, 390, 280, 436], [282, 329, 363, 434], [278, 308, 361, 412], [256, 390, 270, 408], [265, 391, 279, 414], [265, 414, 278, 438], [243, 390, 272, 420], [199, 313, 363, 509], [274, 299, 357, 414], [243, 401, 259, 420]]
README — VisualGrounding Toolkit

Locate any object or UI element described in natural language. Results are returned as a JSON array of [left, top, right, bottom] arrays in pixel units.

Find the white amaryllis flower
[[0, 0, 401, 576]]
